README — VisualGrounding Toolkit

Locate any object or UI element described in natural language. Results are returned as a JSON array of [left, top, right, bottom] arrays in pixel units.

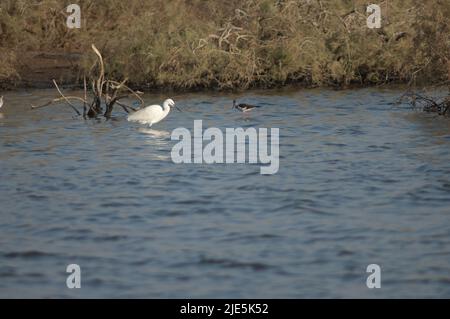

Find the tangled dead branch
[[31, 44, 144, 119], [396, 59, 450, 117], [398, 82, 450, 116], [402, 92, 450, 116]]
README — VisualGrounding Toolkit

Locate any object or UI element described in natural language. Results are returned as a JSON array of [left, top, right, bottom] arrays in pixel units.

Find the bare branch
[[32, 45, 144, 119], [106, 80, 145, 108], [31, 96, 86, 110], [52, 79, 82, 115], [91, 44, 105, 99]]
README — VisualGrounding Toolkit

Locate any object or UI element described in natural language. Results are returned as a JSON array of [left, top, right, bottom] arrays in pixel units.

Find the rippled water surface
[[1, 88, 450, 298]]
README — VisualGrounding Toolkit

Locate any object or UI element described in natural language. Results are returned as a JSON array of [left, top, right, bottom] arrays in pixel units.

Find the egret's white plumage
[[0, 96, 3, 109], [127, 98, 175, 126]]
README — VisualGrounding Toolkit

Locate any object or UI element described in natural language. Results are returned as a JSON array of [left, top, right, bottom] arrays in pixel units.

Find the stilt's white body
[[0, 96, 3, 109], [127, 99, 175, 126]]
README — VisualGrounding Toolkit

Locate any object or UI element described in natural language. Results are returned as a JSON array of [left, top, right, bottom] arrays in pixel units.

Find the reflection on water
[[138, 128, 171, 138], [1, 88, 450, 298], [138, 128, 171, 160]]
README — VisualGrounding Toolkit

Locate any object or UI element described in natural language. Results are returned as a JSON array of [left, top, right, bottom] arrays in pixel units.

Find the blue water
[[1, 88, 450, 298]]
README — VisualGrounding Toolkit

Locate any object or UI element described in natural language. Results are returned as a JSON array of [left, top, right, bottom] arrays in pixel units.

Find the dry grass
[[0, 0, 449, 90]]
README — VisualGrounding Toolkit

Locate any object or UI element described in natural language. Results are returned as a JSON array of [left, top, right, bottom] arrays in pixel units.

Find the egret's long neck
[[162, 102, 171, 113]]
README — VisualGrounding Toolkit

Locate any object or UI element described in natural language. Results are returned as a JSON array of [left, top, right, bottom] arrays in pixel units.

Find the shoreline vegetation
[[0, 0, 449, 92]]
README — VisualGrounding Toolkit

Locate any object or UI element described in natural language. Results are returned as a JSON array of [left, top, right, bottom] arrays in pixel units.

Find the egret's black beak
[[175, 105, 182, 112]]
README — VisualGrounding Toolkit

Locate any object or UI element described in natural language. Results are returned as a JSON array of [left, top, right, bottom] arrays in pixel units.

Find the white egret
[[127, 98, 178, 126], [0, 96, 3, 109], [233, 99, 260, 112]]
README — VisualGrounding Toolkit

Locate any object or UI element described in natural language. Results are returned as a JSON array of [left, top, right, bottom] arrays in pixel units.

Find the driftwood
[[31, 44, 144, 119], [397, 66, 450, 117], [399, 90, 450, 116]]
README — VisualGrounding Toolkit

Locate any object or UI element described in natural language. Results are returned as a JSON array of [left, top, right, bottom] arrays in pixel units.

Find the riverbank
[[1, 0, 449, 91]]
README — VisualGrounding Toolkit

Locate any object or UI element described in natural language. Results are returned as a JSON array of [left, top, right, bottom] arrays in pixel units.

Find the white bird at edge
[[127, 98, 179, 126], [0, 96, 3, 109]]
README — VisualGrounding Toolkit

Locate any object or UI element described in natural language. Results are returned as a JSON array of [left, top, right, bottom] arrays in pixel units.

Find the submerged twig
[[116, 100, 138, 113], [83, 76, 87, 118], [31, 97, 86, 110]]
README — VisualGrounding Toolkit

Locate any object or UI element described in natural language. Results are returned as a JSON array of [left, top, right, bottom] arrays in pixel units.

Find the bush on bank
[[0, 0, 449, 90]]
